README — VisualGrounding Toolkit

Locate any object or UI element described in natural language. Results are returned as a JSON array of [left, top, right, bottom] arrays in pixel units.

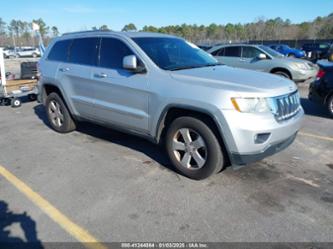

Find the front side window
[[69, 38, 99, 66], [242, 46, 261, 58], [212, 48, 225, 56], [48, 39, 72, 62], [132, 37, 219, 71], [224, 46, 241, 57], [99, 38, 133, 69]]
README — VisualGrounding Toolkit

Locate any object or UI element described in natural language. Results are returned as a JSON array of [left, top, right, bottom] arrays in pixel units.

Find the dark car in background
[[197, 45, 213, 51], [302, 42, 331, 61], [269, 44, 305, 58], [309, 59, 333, 117]]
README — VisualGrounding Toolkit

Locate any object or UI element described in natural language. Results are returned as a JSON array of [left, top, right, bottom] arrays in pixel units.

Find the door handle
[[94, 73, 108, 78], [59, 67, 70, 72]]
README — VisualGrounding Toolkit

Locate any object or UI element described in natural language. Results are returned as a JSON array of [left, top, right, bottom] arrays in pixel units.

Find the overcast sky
[[2, 0, 333, 33]]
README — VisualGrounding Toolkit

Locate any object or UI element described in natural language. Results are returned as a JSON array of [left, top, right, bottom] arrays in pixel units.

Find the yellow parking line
[[0, 165, 107, 249], [299, 132, 333, 142]]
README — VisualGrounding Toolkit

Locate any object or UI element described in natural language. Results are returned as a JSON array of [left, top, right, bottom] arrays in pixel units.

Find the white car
[[16, 47, 41, 58], [2, 47, 17, 58]]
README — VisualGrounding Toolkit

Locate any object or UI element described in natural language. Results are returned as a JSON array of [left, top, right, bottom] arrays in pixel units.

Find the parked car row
[[1, 46, 41, 58], [207, 44, 318, 83]]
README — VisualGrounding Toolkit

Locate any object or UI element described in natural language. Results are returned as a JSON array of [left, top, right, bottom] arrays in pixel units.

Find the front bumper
[[218, 107, 304, 165], [230, 132, 297, 165], [293, 68, 318, 83]]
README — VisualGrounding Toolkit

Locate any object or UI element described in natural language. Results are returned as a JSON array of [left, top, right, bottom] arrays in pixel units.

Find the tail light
[[316, 69, 325, 80]]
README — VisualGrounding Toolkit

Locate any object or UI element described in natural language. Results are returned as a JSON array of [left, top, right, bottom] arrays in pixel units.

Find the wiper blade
[[169, 63, 223, 71], [169, 65, 202, 71], [204, 62, 224, 67]]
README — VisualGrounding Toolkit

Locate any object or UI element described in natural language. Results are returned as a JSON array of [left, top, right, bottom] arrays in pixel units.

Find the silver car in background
[[16, 47, 41, 58], [38, 31, 303, 180], [208, 44, 318, 83]]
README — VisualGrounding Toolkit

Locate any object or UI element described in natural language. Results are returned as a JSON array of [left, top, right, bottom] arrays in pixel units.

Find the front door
[[91, 37, 150, 133]]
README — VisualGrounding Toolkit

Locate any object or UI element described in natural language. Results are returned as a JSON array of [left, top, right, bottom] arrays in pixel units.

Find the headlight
[[231, 97, 271, 113], [293, 63, 309, 70]]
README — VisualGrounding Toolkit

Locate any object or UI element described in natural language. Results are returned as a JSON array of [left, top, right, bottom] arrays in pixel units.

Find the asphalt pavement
[[0, 82, 332, 246]]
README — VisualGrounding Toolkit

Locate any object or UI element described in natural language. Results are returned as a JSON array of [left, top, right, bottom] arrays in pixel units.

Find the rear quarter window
[[47, 39, 72, 62]]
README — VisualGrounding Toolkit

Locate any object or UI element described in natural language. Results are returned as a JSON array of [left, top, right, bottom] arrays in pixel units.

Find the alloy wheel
[[172, 128, 207, 170], [48, 100, 64, 128]]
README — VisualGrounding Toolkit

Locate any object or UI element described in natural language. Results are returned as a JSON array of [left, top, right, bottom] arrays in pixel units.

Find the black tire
[[45, 92, 76, 133], [11, 98, 21, 108], [288, 53, 295, 58], [165, 116, 224, 180], [327, 95, 333, 118], [273, 71, 291, 79], [28, 94, 37, 101]]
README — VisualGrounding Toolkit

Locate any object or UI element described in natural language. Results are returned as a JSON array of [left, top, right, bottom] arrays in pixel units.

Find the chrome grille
[[271, 91, 301, 122]]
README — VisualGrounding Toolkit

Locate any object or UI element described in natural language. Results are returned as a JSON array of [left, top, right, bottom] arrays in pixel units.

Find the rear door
[[56, 37, 99, 118], [91, 37, 149, 132], [216, 46, 242, 68]]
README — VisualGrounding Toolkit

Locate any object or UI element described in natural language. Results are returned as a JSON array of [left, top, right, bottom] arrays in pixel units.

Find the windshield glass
[[281, 45, 291, 49], [259, 45, 284, 58], [132, 37, 220, 70]]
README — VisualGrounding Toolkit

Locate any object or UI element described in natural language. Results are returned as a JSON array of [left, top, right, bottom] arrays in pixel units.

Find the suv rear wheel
[[166, 117, 224, 180], [45, 92, 76, 133]]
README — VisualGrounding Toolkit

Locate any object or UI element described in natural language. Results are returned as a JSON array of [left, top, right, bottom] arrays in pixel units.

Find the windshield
[[259, 45, 285, 58], [132, 37, 220, 70], [281, 45, 291, 49]]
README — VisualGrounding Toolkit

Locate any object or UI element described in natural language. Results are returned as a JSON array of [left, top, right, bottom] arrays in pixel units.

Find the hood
[[273, 57, 317, 69], [169, 65, 297, 96], [274, 57, 306, 63]]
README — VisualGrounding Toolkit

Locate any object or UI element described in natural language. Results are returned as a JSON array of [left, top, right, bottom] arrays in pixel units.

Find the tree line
[[96, 13, 333, 44], [0, 18, 59, 47], [0, 12, 332, 48]]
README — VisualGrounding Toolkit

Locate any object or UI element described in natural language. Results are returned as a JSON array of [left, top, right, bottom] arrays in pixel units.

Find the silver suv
[[16, 47, 41, 58], [208, 44, 318, 83], [38, 31, 303, 180]]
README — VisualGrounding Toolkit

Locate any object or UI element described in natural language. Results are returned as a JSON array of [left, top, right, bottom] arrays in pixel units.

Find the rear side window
[[224, 46, 241, 57], [99, 38, 133, 69], [48, 39, 72, 62], [69, 38, 99, 66]]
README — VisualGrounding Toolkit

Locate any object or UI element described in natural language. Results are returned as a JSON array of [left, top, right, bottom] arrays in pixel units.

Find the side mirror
[[123, 55, 137, 70], [257, 53, 267, 60], [123, 55, 146, 73]]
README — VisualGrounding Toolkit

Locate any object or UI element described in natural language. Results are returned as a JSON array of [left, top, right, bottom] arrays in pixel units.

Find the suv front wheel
[[166, 117, 224, 180], [45, 92, 76, 133]]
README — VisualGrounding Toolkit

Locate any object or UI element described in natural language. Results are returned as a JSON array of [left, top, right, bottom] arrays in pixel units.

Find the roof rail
[[62, 30, 112, 36]]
